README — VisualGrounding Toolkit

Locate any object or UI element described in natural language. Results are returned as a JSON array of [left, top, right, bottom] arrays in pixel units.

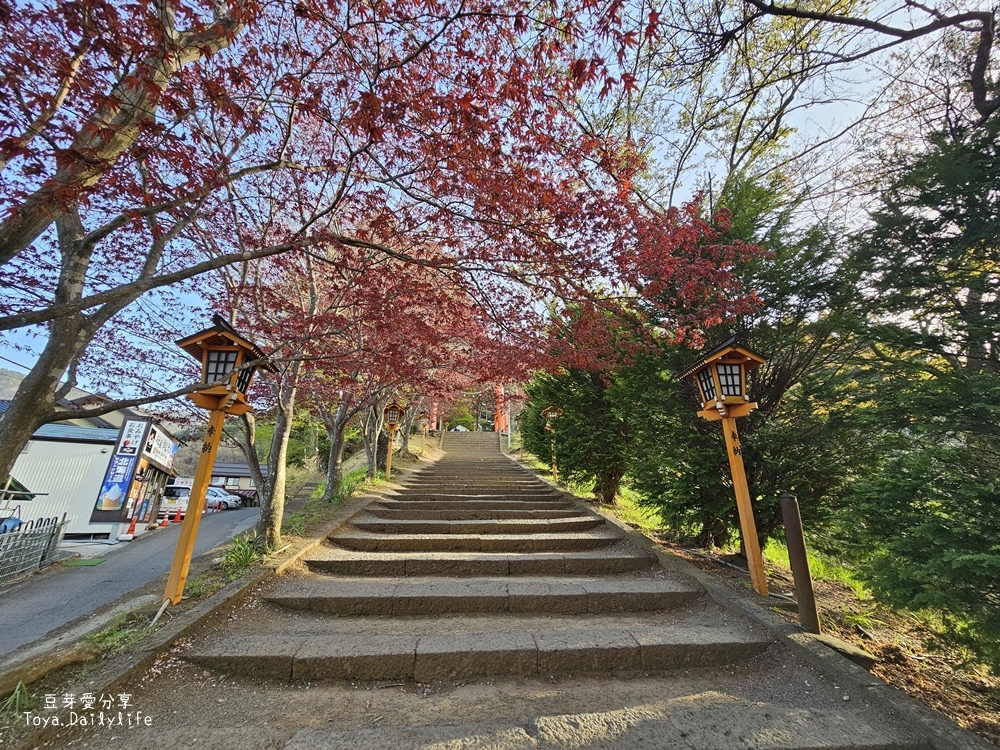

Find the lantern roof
[[677, 335, 765, 381], [175, 315, 277, 373]]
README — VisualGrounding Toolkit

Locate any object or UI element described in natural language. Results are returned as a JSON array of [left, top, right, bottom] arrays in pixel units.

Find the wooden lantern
[[175, 315, 275, 415], [678, 336, 765, 422]]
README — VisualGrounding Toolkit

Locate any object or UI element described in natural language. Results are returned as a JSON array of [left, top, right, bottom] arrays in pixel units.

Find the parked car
[[157, 485, 241, 520], [205, 486, 242, 510]]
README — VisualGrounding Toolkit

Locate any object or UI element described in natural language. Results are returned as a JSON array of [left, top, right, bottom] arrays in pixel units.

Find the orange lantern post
[[383, 402, 404, 479], [679, 336, 769, 597], [162, 316, 275, 607], [417, 411, 429, 455], [540, 406, 563, 482]]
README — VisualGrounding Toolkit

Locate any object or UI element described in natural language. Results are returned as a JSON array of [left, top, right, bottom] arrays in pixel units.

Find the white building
[[5, 424, 121, 538], [2, 401, 179, 540]]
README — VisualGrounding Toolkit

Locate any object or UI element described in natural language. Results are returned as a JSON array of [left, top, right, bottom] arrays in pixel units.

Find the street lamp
[[383, 401, 404, 479], [163, 315, 275, 607], [540, 406, 563, 483], [678, 335, 769, 596]]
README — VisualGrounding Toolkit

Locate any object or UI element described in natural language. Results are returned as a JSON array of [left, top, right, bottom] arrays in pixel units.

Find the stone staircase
[[183, 432, 937, 749]]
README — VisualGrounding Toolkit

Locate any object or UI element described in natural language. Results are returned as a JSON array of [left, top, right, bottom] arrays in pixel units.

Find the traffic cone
[[118, 511, 139, 541], [171, 506, 183, 524]]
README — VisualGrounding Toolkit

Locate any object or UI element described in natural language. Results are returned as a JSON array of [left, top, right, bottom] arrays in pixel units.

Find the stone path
[[160, 432, 944, 749]]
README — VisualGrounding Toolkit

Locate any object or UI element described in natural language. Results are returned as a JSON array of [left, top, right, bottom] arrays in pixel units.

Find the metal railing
[[0, 515, 68, 588]]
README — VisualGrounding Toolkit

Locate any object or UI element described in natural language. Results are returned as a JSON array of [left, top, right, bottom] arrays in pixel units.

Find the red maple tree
[[0, 0, 760, 493]]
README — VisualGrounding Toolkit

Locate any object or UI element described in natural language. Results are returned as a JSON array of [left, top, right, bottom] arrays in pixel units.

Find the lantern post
[[540, 406, 563, 483], [384, 402, 404, 479], [514, 413, 523, 461], [679, 336, 769, 597], [417, 411, 429, 455], [163, 316, 275, 607]]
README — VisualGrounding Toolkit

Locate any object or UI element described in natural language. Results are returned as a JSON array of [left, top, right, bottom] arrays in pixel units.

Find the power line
[[0, 354, 32, 372]]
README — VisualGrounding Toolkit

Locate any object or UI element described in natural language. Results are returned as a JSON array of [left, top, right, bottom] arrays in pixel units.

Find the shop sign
[[142, 426, 178, 471]]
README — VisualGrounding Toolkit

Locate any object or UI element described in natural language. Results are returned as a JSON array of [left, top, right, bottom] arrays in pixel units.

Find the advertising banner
[[90, 420, 151, 523]]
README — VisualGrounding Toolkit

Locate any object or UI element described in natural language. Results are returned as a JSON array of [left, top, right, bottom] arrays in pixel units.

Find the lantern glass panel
[[697, 368, 717, 401], [235, 365, 255, 395], [206, 349, 239, 384], [716, 363, 743, 397]]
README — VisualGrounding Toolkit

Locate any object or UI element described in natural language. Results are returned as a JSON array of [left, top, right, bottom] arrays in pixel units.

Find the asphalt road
[[0, 507, 259, 659]]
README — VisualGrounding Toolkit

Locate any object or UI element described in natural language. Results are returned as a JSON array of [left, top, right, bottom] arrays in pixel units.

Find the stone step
[[389, 491, 564, 501], [304, 547, 658, 577], [403, 488, 555, 495], [405, 473, 540, 479], [367, 506, 585, 520], [186, 621, 769, 682], [374, 499, 573, 511], [265, 576, 702, 616], [349, 515, 604, 535], [405, 475, 538, 481], [330, 529, 621, 553], [272, 704, 927, 750], [407, 473, 542, 487]]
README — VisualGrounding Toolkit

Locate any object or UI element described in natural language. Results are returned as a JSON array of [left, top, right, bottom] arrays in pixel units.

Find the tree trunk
[[238, 412, 266, 506], [0, 209, 98, 483], [399, 403, 418, 455], [0, 21, 244, 263], [323, 423, 347, 503], [595, 467, 624, 505], [399, 417, 412, 455], [316, 393, 357, 504], [377, 432, 390, 471], [0, 201, 186, 483], [360, 396, 390, 479], [361, 406, 379, 479], [257, 368, 299, 550], [0, 348, 64, 484]]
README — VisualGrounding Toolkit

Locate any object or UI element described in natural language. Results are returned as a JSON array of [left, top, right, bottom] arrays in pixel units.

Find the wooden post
[[386, 425, 396, 480], [163, 407, 226, 605], [549, 434, 558, 483], [781, 493, 821, 633], [721, 416, 769, 596]]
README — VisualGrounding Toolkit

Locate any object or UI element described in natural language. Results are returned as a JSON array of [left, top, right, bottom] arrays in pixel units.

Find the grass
[[83, 612, 156, 654], [763, 538, 871, 600], [0, 682, 31, 717], [336, 467, 367, 502], [515, 451, 665, 533], [184, 570, 227, 599], [281, 467, 377, 538], [281, 509, 310, 537], [610, 485, 666, 533], [222, 530, 262, 571]]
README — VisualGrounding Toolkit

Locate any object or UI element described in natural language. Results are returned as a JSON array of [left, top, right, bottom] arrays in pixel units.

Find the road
[[0, 507, 259, 659]]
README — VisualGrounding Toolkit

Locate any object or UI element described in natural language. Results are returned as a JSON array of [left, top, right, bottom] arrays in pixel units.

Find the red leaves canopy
[[0, 0, 761, 410]]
